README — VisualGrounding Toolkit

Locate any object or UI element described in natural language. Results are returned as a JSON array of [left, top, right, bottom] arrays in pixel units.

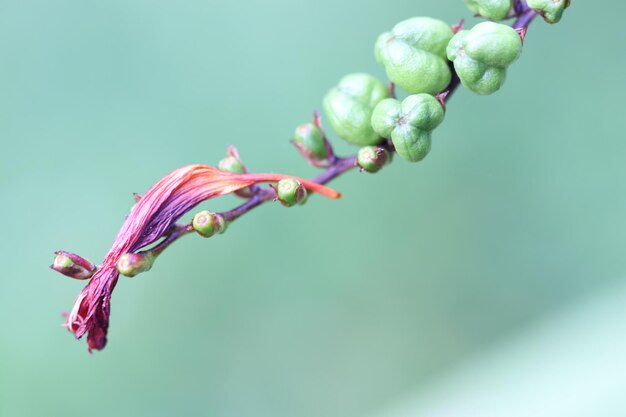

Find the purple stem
[[513, 8, 538, 29], [514, 0, 526, 15], [222, 155, 357, 222], [140, 223, 193, 258]]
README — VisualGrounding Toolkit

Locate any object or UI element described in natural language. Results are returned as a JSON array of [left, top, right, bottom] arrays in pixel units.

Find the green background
[[1, 1, 625, 416]]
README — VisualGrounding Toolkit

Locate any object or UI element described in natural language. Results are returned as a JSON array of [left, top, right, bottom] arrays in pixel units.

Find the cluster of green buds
[[527, 0, 570, 24], [192, 210, 227, 238], [447, 22, 522, 95], [292, 4, 567, 169], [464, 0, 513, 21]]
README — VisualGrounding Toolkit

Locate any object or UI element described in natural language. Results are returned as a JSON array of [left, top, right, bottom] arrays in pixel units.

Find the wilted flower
[[58, 164, 340, 352]]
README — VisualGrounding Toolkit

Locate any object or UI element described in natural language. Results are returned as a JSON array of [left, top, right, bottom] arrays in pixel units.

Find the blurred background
[[1, 1, 625, 416]]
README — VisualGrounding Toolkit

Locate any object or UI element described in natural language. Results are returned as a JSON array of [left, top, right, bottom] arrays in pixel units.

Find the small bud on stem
[[50, 251, 97, 280], [116, 253, 154, 278], [192, 210, 227, 238], [218, 156, 245, 174], [292, 122, 331, 168], [218, 145, 254, 198], [275, 178, 307, 207], [357, 146, 389, 173]]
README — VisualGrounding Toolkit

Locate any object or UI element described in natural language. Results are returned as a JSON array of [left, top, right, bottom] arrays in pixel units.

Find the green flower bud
[[276, 178, 307, 207], [192, 210, 226, 238], [117, 252, 154, 278], [219, 146, 254, 198], [447, 22, 522, 95], [218, 156, 245, 174], [526, 0, 570, 24], [464, 0, 513, 21], [371, 94, 444, 162], [323, 73, 390, 146], [357, 146, 389, 173], [292, 123, 329, 163], [375, 17, 454, 95]]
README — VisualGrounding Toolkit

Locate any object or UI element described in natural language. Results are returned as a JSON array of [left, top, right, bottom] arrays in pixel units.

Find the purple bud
[[50, 251, 97, 280]]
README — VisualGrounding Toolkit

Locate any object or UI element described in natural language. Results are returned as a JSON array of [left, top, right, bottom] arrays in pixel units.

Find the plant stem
[[151, 7, 538, 256]]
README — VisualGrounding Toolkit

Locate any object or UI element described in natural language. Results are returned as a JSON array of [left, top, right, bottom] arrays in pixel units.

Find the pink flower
[[61, 164, 340, 352]]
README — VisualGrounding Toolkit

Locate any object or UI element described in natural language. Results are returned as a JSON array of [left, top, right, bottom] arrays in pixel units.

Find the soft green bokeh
[[0, 1, 624, 417]]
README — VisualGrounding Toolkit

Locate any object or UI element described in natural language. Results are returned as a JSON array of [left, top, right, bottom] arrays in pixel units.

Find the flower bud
[[292, 123, 329, 166], [218, 156, 245, 174], [464, 0, 512, 21], [447, 22, 522, 95], [357, 146, 389, 173], [192, 210, 226, 238], [218, 146, 253, 198], [50, 250, 97, 280], [323, 73, 390, 146], [116, 253, 154, 278], [375, 17, 454, 95], [276, 178, 307, 207], [526, 0, 569, 24], [371, 94, 444, 162]]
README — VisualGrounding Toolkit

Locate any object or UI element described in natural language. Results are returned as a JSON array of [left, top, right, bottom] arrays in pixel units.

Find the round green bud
[[192, 210, 226, 238], [218, 155, 245, 174], [357, 146, 389, 173], [117, 253, 154, 278], [323, 73, 390, 146], [292, 123, 328, 161], [447, 22, 522, 95], [375, 17, 454, 95], [276, 178, 307, 207], [219, 148, 253, 198], [371, 94, 444, 162], [464, 0, 513, 21], [526, 0, 570, 24]]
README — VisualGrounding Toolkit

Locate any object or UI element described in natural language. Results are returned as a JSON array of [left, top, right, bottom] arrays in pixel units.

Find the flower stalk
[[53, 1, 548, 352]]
